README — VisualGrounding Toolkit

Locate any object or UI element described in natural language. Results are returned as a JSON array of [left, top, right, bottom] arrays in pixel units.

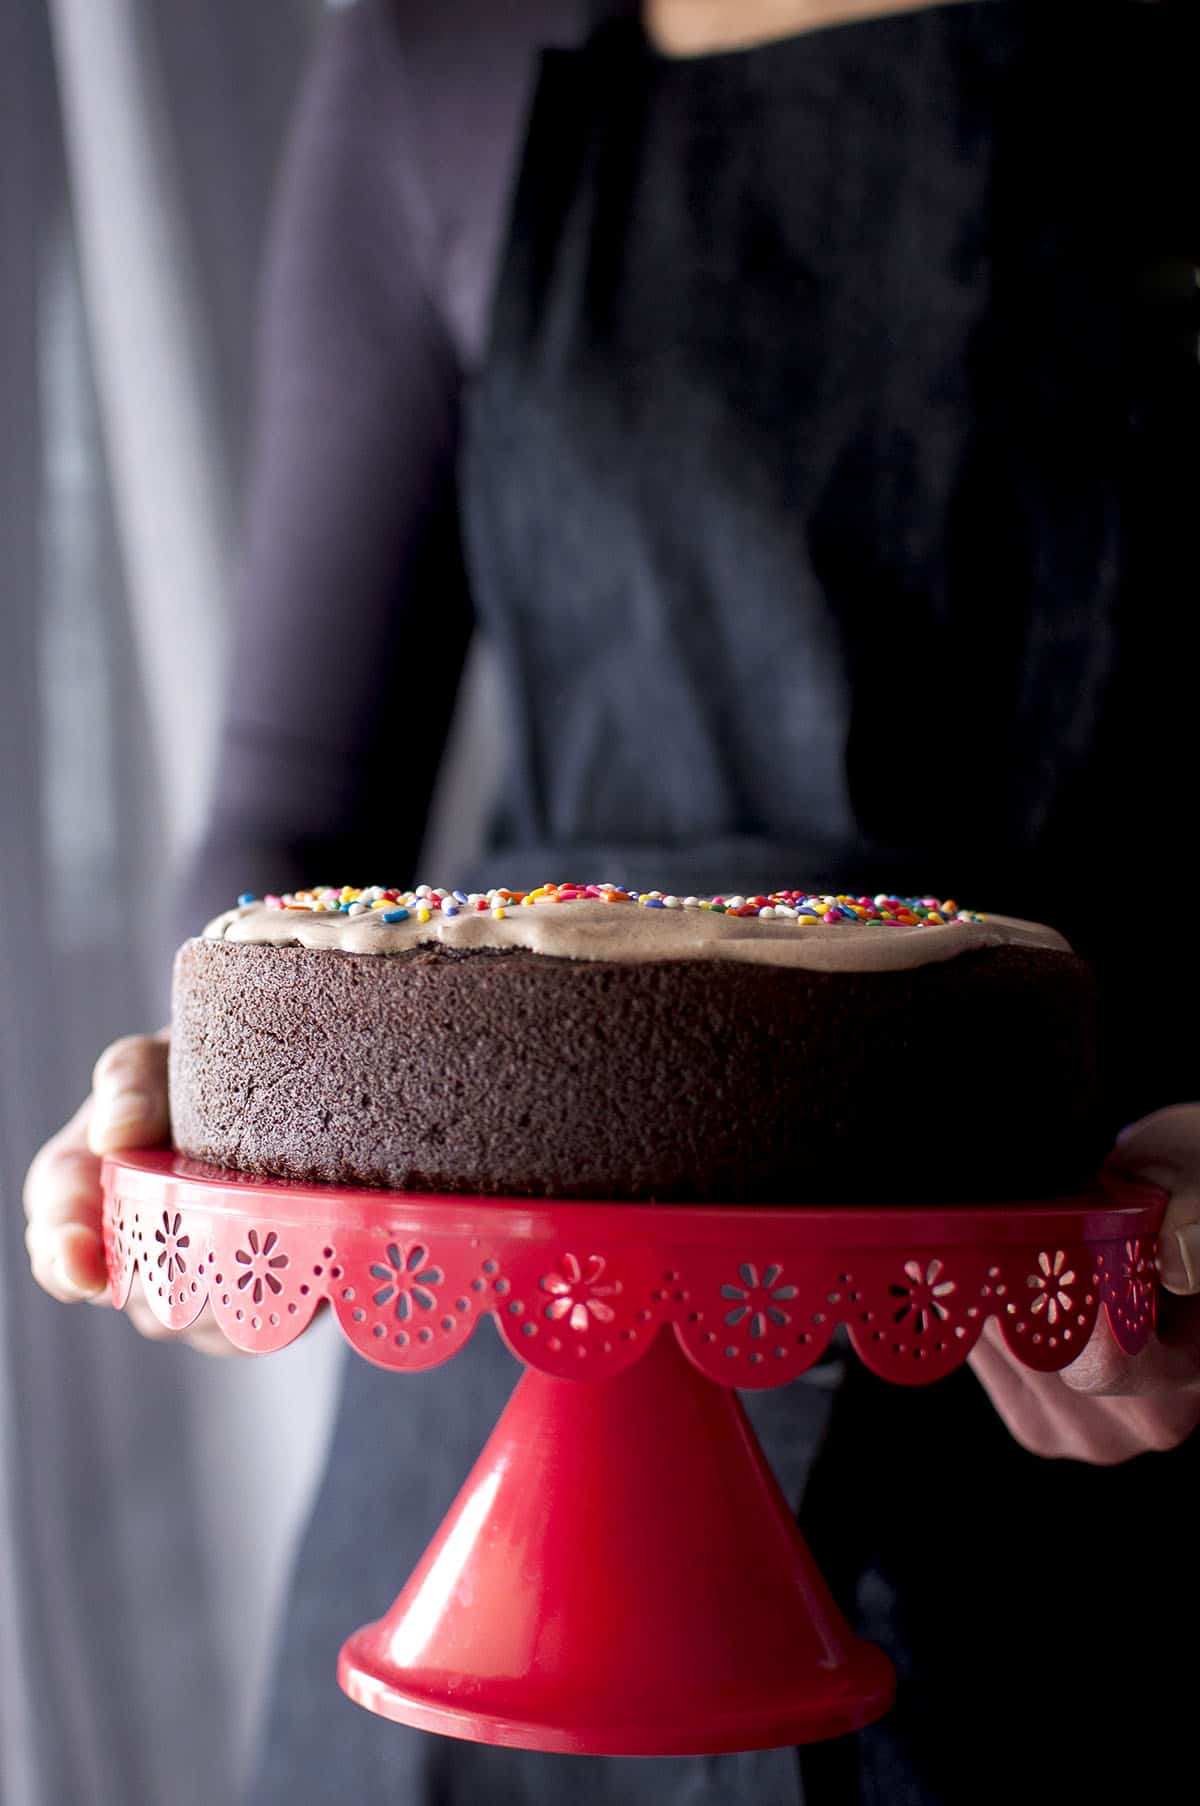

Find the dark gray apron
[[252, 5, 1200, 1801]]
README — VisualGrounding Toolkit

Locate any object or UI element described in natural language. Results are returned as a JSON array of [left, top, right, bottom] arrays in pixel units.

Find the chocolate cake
[[168, 884, 1101, 1203]]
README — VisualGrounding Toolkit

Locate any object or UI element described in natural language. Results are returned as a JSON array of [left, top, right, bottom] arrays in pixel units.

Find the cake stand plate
[[102, 1151, 1164, 1757]]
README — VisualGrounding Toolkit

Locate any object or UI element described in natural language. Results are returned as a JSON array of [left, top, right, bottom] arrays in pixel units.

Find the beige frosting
[[201, 898, 1069, 973]]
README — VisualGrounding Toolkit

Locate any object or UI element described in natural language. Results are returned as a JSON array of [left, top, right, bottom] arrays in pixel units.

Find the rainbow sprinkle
[[235, 885, 984, 928]]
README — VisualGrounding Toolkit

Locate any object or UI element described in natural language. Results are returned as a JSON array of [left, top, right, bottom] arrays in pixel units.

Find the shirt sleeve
[[181, 0, 472, 932]]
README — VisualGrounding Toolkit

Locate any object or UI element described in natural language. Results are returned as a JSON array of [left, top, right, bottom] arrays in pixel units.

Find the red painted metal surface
[[340, 1328, 895, 1753], [101, 1152, 1164, 1753]]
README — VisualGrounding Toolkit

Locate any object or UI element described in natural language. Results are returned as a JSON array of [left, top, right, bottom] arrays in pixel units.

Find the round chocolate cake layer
[[169, 937, 1100, 1203]]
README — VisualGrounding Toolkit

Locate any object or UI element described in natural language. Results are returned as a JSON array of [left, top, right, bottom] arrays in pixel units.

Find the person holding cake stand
[[23, 0, 1200, 1800]]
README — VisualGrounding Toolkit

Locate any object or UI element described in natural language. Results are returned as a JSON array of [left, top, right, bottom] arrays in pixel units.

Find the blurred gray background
[[1, 3, 498, 1799]]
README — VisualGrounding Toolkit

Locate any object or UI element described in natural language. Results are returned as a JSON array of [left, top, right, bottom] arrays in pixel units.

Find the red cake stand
[[101, 1151, 1163, 1756]]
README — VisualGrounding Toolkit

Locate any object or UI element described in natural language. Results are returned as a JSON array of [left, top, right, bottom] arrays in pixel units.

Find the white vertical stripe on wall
[[45, 0, 230, 863]]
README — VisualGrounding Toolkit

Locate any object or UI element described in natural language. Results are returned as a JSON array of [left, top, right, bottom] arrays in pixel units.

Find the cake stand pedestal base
[[339, 1328, 893, 1754]]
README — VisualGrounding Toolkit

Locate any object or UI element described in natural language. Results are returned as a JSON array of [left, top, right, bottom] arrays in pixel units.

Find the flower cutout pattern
[[541, 1253, 620, 1331], [235, 1228, 289, 1304], [155, 1210, 189, 1284], [370, 1243, 443, 1321], [1027, 1249, 1076, 1326], [721, 1262, 799, 1339], [1121, 1239, 1152, 1317], [110, 1208, 129, 1274], [890, 1258, 955, 1333]]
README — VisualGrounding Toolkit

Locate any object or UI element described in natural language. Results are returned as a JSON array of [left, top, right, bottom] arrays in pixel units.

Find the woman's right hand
[[23, 1032, 238, 1355]]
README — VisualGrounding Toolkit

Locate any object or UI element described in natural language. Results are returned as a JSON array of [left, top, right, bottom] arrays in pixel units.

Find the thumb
[[87, 1032, 171, 1154], [1113, 1104, 1200, 1297]]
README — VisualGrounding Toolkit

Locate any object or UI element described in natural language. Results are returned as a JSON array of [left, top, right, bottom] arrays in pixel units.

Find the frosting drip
[[201, 886, 1070, 973]]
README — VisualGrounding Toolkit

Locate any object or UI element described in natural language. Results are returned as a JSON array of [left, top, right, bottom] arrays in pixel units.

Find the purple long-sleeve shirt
[[186, 0, 589, 930]]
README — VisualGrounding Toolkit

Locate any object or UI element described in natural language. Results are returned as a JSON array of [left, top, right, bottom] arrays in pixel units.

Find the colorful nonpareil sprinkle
[[237, 885, 984, 927]]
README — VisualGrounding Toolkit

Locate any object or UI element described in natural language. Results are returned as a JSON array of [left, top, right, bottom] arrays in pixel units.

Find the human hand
[[969, 1104, 1200, 1463], [23, 1032, 238, 1356]]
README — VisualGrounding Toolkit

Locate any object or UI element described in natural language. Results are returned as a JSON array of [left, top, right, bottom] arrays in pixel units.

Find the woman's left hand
[[969, 1104, 1200, 1464]]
